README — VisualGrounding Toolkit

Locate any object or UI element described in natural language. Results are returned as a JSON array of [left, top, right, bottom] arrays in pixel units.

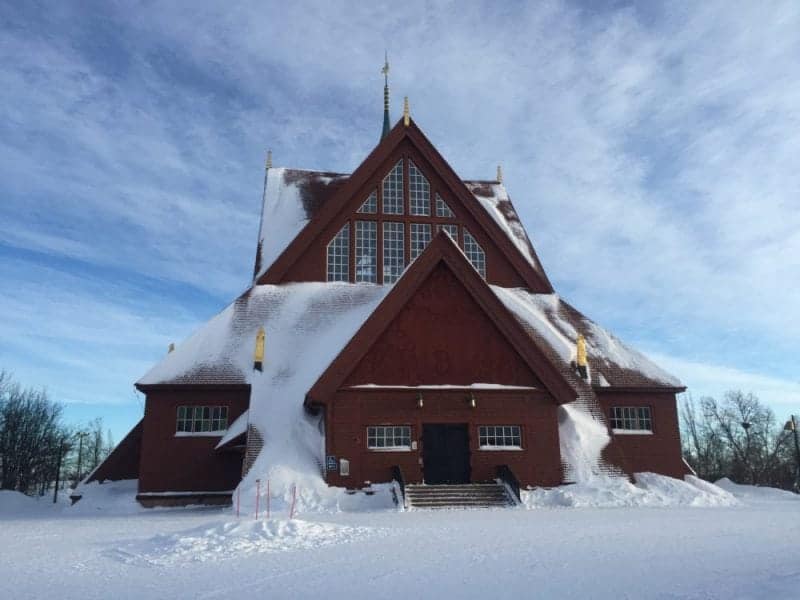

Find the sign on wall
[[326, 455, 337, 471]]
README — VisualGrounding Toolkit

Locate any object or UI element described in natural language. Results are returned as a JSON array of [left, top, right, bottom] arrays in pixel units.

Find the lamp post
[[784, 415, 800, 492], [75, 431, 89, 487]]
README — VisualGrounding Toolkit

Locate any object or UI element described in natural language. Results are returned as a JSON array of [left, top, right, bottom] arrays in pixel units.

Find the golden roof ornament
[[266, 149, 272, 170], [497, 164, 503, 183], [403, 96, 410, 126]]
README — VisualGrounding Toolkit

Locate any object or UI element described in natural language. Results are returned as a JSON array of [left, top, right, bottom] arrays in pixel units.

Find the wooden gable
[[344, 262, 542, 387], [258, 118, 553, 292], [306, 231, 577, 406]]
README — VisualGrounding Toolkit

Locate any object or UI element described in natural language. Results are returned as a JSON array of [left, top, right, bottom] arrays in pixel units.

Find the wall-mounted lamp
[[469, 393, 477, 409], [417, 393, 424, 408]]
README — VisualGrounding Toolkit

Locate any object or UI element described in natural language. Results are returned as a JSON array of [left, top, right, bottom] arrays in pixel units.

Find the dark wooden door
[[422, 424, 470, 484]]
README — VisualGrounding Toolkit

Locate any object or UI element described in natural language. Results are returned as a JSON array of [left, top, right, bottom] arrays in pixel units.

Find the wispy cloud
[[1, 1, 799, 435]]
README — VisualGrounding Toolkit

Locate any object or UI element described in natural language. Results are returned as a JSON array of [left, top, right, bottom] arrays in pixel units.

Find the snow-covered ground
[[1, 478, 798, 600]]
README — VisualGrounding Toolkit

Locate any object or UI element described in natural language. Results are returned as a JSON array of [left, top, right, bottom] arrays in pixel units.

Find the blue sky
[[1, 1, 799, 441]]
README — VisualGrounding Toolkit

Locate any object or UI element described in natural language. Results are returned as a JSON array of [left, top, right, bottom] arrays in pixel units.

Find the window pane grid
[[408, 160, 430, 216], [478, 425, 521, 448], [610, 406, 652, 431], [463, 229, 486, 278], [175, 406, 228, 433], [326, 223, 350, 282], [383, 222, 404, 283], [357, 190, 377, 214], [382, 160, 404, 215], [410, 223, 432, 260], [435, 193, 455, 218], [355, 220, 377, 283], [367, 425, 411, 449], [437, 223, 459, 241]]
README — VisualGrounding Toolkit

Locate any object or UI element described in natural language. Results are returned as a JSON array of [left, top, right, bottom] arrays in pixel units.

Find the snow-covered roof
[[462, 180, 545, 277], [492, 288, 682, 389], [253, 169, 546, 281], [138, 283, 389, 387]]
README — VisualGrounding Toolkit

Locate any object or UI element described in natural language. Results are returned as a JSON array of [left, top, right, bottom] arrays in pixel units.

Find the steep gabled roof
[[254, 118, 554, 292], [307, 231, 577, 405]]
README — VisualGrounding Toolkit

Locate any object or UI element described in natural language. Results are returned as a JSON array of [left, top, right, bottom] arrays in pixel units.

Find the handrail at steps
[[496, 464, 521, 504], [391, 465, 406, 508]]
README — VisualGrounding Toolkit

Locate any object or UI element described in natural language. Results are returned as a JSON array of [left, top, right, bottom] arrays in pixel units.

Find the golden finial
[[403, 97, 410, 126], [168, 342, 175, 353], [576, 334, 587, 367], [496, 164, 503, 183], [253, 326, 265, 371], [265, 149, 272, 169]]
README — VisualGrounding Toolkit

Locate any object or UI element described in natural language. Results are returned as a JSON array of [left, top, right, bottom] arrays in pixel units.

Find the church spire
[[381, 51, 391, 140]]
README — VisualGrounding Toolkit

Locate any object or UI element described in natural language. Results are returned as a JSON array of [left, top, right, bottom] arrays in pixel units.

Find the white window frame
[[463, 229, 486, 278], [355, 220, 377, 283], [175, 406, 228, 437], [326, 223, 350, 282], [383, 221, 405, 283], [410, 222, 432, 261], [357, 190, 378, 214], [435, 193, 455, 218], [478, 425, 522, 450], [610, 406, 653, 434], [408, 160, 431, 216], [367, 425, 412, 451], [382, 160, 404, 215]]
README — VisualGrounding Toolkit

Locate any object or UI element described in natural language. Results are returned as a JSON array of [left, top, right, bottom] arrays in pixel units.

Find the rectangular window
[[355, 220, 377, 283], [408, 160, 430, 216], [463, 229, 486, 278], [410, 223, 432, 261], [478, 425, 522, 449], [326, 223, 350, 282], [175, 406, 228, 435], [436, 223, 458, 242], [367, 425, 411, 450], [383, 221, 405, 283], [382, 160, 404, 215], [610, 406, 653, 433]]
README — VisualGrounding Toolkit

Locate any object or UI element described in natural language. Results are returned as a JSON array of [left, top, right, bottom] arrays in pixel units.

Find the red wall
[[325, 389, 563, 488], [346, 264, 542, 387], [279, 140, 530, 288], [138, 387, 249, 493], [88, 419, 143, 483], [597, 390, 690, 479]]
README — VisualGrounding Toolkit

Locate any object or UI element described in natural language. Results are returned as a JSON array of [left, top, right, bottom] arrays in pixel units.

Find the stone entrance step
[[405, 483, 515, 509]]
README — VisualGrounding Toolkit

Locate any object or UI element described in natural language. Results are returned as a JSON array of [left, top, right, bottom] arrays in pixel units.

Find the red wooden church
[[88, 70, 689, 507]]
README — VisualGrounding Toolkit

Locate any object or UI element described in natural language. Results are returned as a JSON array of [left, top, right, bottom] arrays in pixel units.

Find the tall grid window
[[382, 160, 404, 215], [367, 425, 411, 450], [463, 229, 486, 278], [355, 220, 377, 283], [176, 406, 228, 434], [383, 221, 404, 283], [357, 190, 377, 214], [610, 407, 653, 432], [410, 223, 432, 260], [408, 160, 431, 216], [437, 223, 459, 241], [435, 193, 455, 218], [326, 223, 350, 282], [478, 425, 522, 448]]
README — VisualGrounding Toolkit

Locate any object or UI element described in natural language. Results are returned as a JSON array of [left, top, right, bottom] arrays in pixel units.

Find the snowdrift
[[109, 518, 384, 566], [521, 473, 738, 508]]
